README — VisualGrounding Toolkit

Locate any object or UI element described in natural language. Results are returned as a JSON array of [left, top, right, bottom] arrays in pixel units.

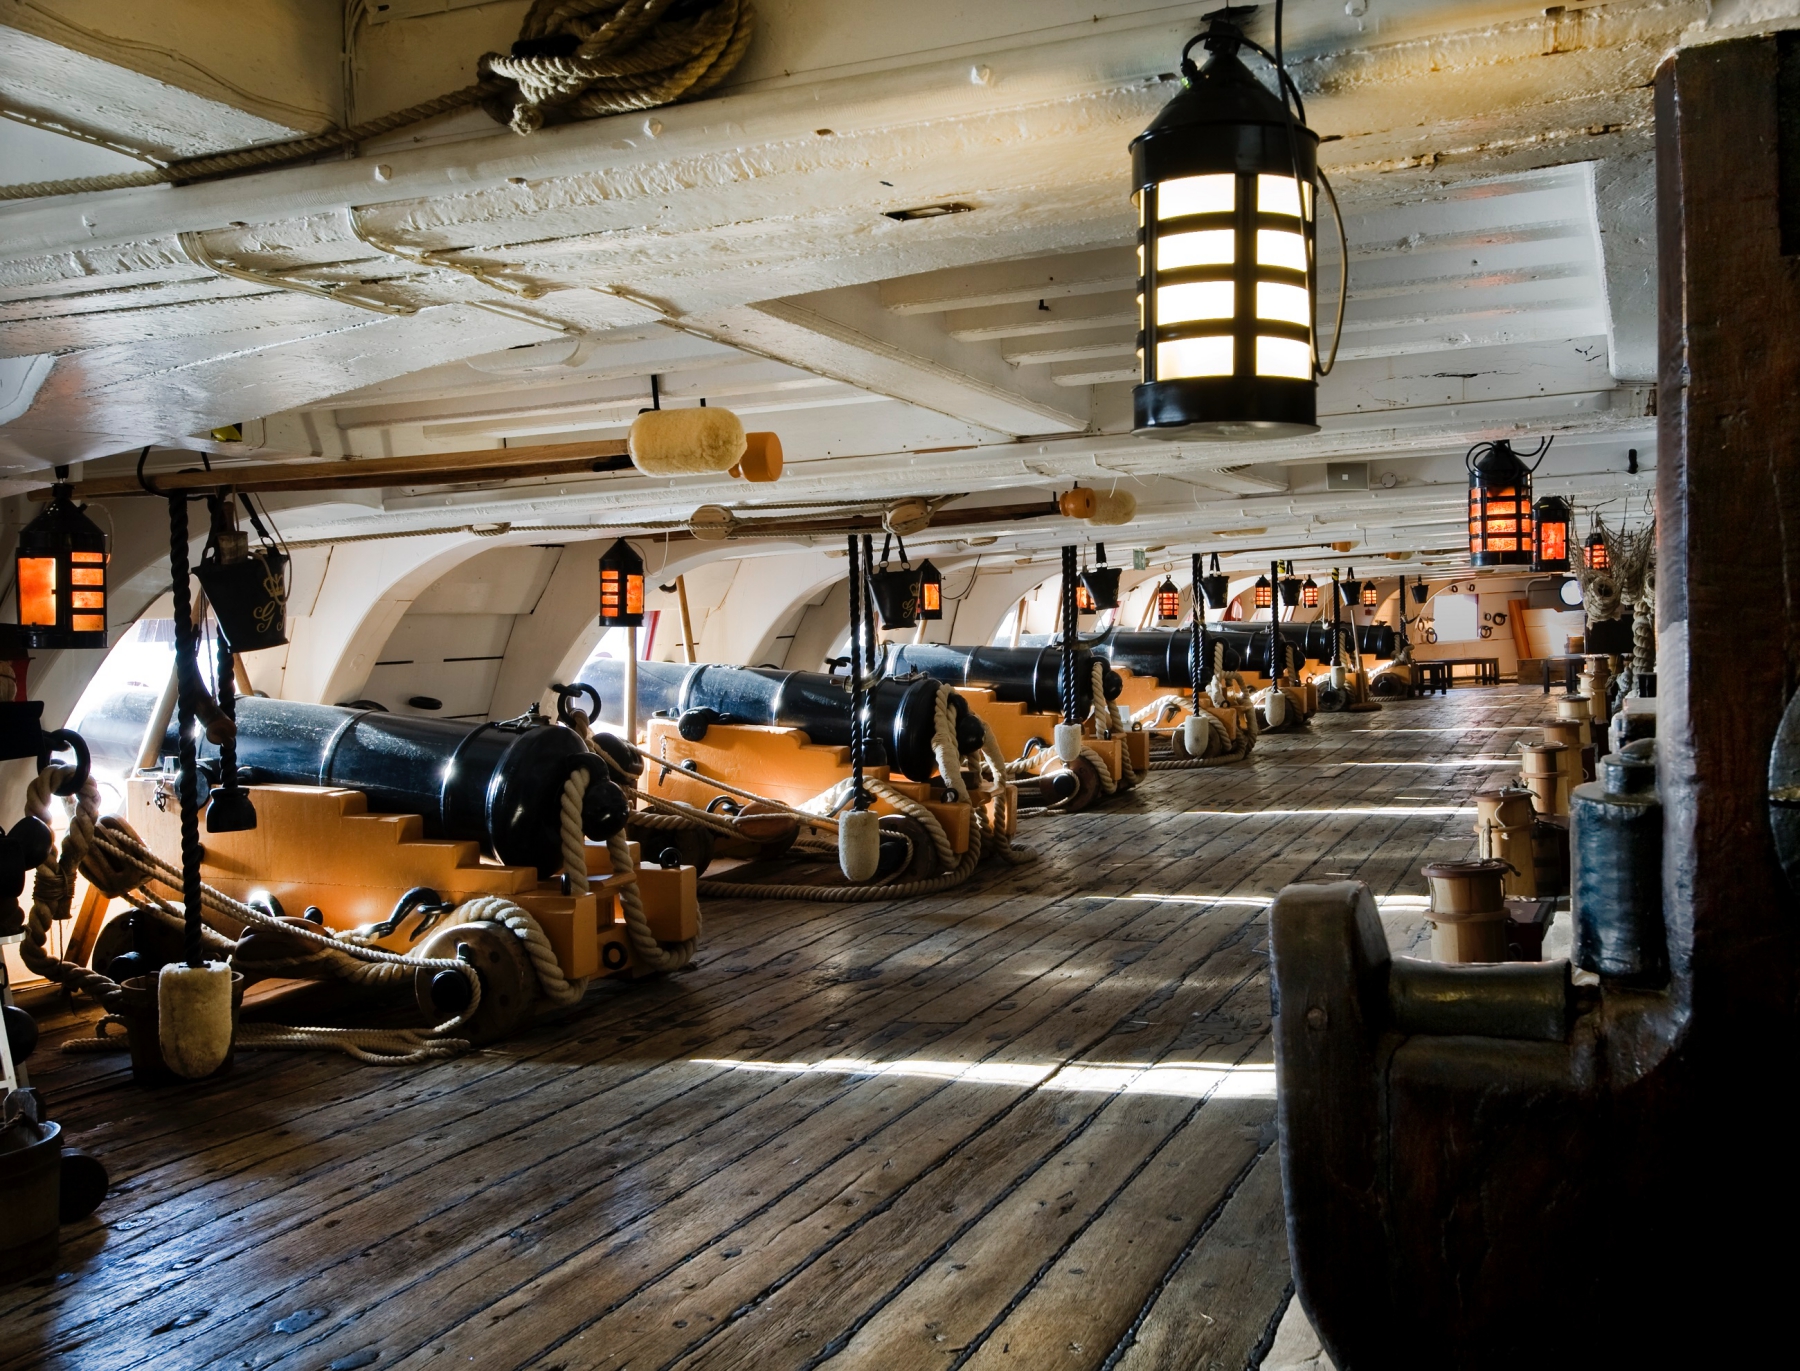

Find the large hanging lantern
[[16, 474, 108, 649], [1532, 496, 1572, 573], [1252, 574, 1272, 610], [1199, 551, 1231, 610], [1301, 575, 1320, 608], [1584, 527, 1610, 571], [1154, 577, 1182, 624], [1467, 438, 1550, 567], [1080, 543, 1123, 613], [1361, 579, 1380, 608], [917, 560, 944, 620], [598, 538, 646, 627], [1130, 14, 1327, 439]]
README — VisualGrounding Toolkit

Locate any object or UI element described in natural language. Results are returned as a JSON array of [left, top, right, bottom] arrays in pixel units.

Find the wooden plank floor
[[2, 685, 1566, 1371]]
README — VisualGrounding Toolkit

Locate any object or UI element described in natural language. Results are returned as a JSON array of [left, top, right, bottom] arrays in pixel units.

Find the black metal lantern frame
[[1252, 574, 1273, 610], [1532, 495, 1573, 573], [1079, 543, 1123, 613], [1130, 8, 1346, 439], [1467, 436, 1551, 567], [1278, 560, 1302, 607], [1301, 575, 1320, 608], [194, 493, 290, 653], [15, 472, 108, 650], [868, 533, 923, 630], [1360, 580, 1380, 608], [598, 538, 646, 628], [1339, 569, 1363, 608], [1199, 551, 1231, 610]]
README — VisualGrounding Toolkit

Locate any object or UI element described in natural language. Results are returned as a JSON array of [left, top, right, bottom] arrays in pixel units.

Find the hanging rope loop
[[482, 0, 758, 135], [0, 1, 757, 201]]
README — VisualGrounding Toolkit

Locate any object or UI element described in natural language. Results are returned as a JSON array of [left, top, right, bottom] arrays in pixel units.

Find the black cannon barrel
[[877, 643, 1121, 716], [75, 691, 620, 875], [580, 658, 984, 784], [1038, 623, 1395, 686]]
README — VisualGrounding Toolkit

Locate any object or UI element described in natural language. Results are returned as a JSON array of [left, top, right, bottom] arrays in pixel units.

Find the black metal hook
[[550, 681, 602, 727]]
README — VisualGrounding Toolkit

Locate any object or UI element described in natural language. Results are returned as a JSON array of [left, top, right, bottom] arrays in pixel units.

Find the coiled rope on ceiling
[[0, 0, 757, 202]]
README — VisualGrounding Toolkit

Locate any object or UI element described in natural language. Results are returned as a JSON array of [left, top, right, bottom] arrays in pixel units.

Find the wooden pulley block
[[412, 921, 535, 1046], [877, 813, 938, 881], [732, 800, 799, 855], [233, 917, 342, 982], [1064, 756, 1103, 811]]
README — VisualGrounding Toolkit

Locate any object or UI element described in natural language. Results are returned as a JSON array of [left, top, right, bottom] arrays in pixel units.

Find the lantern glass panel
[[1159, 174, 1235, 217], [1159, 281, 1235, 322], [1158, 230, 1236, 269], [1362, 583, 1379, 607], [1256, 281, 1310, 324], [1076, 583, 1097, 613], [1256, 229, 1308, 271], [1158, 336, 1234, 379], [1302, 579, 1320, 608], [1257, 337, 1312, 379], [1258, 173, 1305, 217], [18, 559, 55, 626], [1253, 578, 1272, 609]]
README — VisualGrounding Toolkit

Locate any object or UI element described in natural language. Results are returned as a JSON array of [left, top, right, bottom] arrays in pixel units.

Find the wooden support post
[[1009, 597, 1025, 648], [624, 626, 639, 744], [1271, 36, 1799, 1367], [675, 574, 697, 664]]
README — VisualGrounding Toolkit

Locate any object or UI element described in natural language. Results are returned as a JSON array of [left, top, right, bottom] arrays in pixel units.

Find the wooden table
[[1415, 658, 1501, 694]]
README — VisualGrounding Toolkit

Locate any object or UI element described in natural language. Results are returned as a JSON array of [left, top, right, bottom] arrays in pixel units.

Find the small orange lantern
[[1252, 575, 1272, 610], [598, 538, 645, 627], [1153, 577, 1182, 624], [16, 473, 108, 649], [917, 560, 943, 620]]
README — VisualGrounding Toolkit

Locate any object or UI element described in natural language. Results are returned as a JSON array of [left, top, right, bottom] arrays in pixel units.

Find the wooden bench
[[1415, 658, 1500, 694]]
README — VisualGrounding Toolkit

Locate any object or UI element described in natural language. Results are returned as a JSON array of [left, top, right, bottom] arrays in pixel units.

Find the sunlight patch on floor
[[693, 1057, 1277, 1098]]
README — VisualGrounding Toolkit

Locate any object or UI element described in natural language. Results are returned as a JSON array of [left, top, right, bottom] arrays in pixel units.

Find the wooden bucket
[[1421, 859, 1511, 963], [1474, 787, 1537, 898]]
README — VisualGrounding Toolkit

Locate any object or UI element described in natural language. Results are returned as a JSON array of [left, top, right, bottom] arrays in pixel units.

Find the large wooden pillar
[[1269, 34, 1799, 1367]]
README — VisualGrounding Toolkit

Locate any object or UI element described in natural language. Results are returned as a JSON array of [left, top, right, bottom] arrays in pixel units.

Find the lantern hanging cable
[[1273, 0, 1348, 377]]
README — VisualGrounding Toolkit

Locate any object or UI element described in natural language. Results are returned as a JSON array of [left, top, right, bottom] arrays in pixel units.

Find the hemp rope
[[17, 766, 545, 1065], [0, 1, 757, 201]]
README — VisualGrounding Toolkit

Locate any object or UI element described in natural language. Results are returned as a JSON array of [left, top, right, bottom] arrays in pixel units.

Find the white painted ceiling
[[0, 0, 1700, 587]]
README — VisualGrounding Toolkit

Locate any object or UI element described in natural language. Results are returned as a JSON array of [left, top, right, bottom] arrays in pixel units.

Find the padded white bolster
[[629, 407, 747, 476]]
